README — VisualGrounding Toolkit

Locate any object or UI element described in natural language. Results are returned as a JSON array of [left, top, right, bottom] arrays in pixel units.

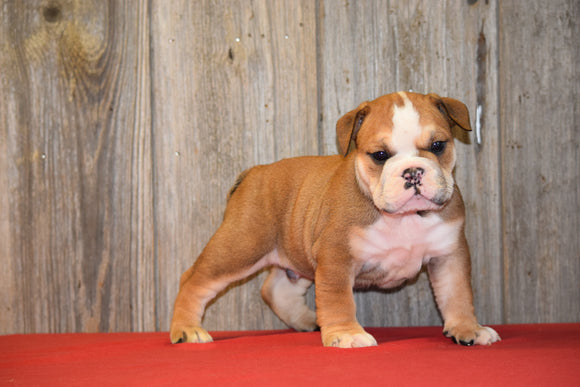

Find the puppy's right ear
[[336, 103, 370, 156]]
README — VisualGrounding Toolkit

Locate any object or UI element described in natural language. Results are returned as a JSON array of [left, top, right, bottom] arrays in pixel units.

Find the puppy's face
[[337, 92, 472, 215]]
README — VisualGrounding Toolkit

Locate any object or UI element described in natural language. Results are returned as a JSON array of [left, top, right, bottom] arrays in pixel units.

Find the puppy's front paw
[[170, 325, 213, 344], [443, 323, 501, 346], [321, 325, 378, 348]]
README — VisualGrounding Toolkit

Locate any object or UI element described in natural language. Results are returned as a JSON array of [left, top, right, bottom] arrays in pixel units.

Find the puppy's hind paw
[[170, 326, 213, 344], [288, 308, 318, 332]]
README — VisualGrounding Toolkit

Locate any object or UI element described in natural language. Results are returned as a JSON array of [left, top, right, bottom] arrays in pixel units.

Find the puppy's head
[[336, 92, 471, 215]]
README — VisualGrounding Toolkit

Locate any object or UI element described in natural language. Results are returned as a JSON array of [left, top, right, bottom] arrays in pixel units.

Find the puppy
[[170, 91, 500, 348]]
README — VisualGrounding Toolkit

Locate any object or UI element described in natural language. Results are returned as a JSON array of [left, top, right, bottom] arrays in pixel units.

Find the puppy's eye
[[369, 151, 390, 164], [430, 141, 446, 155]]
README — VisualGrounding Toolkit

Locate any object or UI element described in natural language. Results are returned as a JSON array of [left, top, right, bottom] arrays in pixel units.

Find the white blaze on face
[[391, 92, 421, 155]]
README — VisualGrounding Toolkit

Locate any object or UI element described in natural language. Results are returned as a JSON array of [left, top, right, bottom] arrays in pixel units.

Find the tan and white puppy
[[170, 91, 500, 348]]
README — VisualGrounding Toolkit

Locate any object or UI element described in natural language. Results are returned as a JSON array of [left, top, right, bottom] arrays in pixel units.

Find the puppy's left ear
[[336, 102, 370, 156], [429, 93, 472, 132]]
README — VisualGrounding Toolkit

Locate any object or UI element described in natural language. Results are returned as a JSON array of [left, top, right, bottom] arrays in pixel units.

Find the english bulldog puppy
[[170, 91, 500, 348]]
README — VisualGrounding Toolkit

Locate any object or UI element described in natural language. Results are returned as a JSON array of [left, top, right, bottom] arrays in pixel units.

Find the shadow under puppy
[[170, 91, 500, 348]]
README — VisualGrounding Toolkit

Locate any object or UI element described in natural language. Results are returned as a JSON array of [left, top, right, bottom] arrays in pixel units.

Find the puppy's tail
[[227, 169, 250, 201]]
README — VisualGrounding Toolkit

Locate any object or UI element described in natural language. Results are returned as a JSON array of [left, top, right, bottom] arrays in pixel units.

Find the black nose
[[402, 167, 425, 189]]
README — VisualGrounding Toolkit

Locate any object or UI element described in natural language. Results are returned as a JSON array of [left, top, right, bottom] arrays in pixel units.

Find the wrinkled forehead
[[358, 92, 449, 153]]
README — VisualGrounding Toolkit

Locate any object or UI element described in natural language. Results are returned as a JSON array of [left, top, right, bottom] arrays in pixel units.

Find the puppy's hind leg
[[170, 264, 223, 344], [261, 267, 317, 332], [170, 223, 274, 344]]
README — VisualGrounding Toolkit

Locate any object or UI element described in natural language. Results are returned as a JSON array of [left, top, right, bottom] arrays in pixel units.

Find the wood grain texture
[[499, 0, 580, 323], [150, 0, 318, 331], [317, 0, 502, 327], [0, 0, 154, 333], [0, 0, 578, 335]]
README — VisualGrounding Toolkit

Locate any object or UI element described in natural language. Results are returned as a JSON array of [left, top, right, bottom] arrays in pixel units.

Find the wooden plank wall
[[499, 0, 580, 323], [0, 0, 577, 334]]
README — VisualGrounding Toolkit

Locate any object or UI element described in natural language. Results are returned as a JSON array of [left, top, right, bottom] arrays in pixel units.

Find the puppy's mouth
[[379, 164, 453, 215], [382, 193, 445, 215], [361, 156, 454, 216], [380, 177, 451, 214]]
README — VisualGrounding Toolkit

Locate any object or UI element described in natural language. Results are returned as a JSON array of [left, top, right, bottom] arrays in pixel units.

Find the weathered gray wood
[[499, 0, 580, 323], [0, 0, 578, 335], [317, 0, 502, 326], [449, 1, 504, 326], [150, 0, 318, 331], [0, 0, 154, 333]]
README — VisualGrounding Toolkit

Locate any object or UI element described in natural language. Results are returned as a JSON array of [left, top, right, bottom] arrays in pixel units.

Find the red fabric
[[1, 324, 579, 386]]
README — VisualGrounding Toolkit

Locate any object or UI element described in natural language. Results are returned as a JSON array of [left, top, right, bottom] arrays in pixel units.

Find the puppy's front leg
[[427, 237, 500, 346], [315, 252, 377, 348]]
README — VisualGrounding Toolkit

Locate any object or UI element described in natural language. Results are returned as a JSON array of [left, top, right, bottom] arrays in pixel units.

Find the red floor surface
[[1, 324, 579, 386]]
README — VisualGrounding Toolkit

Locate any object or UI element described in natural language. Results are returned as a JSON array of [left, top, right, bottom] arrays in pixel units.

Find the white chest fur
[[349, 212, 462, 288]]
